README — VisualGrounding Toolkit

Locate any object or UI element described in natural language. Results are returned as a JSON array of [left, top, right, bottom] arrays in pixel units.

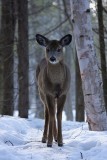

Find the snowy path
[[0, 116, 107, 160]]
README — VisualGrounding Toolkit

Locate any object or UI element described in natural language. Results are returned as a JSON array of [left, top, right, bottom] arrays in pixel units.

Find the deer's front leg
[[54, 118, 57, 142], [42, 107, 49, 143], [57, 95, 66, 147], [46, 95, 55, 147]]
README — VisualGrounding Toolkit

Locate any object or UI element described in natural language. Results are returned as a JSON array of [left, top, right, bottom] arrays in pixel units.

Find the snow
[[0, 116, 107, 160]]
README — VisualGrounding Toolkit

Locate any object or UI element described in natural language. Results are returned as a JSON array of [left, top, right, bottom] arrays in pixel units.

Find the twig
[[29, 2, 52, 16], [103, 6, 107, 14], [72, 124, 84, 139], [62, 0, 73, 30], [43, 17, 69, 36], [80, 152, 83, 159], [5, 140, 14, 146]]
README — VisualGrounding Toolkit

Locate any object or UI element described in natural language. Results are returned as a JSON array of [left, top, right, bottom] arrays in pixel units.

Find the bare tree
[[63, 0, 85, 121], [64, 46, 73, 121], [1, 0, 16, 115], [76, 53, 85, 121], [35, 52, 44, 119], [71, 0, 107, 130], [62, 0, 73, 120], [29, 0, 44, 119], [17, 0, 29, 118], [97, 0, 107, 111]]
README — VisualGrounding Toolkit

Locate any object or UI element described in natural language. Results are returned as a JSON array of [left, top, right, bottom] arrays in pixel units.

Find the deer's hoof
[[58, 143, 63, 147], [42, 140, 46, 143], [42, 137, 46, 143], [47, 144, 52, 147]]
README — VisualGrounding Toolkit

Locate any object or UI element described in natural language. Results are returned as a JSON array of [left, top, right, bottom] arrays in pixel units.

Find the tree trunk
[[1, 0, 16, 115], [29, 0, 44, 119], [35, 54, 44, 119], [0, 64, 3, 114], [35, 82, 44, 119], [97, 0, 107, 111], [64, 46, 73, 121], [62, 0, 73, 121], [0, 1, 2, 113], [71, 0, 107, 130], [17, 0, 29, 118], [76, 53, 85, 121]]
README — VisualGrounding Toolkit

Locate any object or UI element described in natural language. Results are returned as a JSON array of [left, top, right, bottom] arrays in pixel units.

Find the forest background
[[0, 0, 107, 124]]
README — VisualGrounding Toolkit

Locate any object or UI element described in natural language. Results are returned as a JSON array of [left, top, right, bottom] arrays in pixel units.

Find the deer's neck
[[46, 61, 66, 84]]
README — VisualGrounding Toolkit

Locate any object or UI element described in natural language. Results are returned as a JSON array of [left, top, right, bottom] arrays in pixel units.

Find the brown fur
[[36, 34, 72, 147]]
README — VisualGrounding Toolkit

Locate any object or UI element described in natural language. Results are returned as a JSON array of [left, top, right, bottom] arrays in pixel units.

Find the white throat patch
[[49, 60, 59, 64]]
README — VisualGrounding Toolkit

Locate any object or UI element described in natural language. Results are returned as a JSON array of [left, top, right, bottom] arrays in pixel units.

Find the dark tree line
[[1, 0, 16, 115], [97, 0, 107, 111], [17, 0, 29, 118], [0, 0, 29, 118]]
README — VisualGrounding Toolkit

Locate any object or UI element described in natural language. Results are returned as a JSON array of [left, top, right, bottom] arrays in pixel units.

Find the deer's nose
[[50, 56, 56, 62]]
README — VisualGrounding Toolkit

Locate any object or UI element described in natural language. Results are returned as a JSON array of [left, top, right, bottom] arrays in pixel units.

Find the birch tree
[[71, 0, 107, 130]]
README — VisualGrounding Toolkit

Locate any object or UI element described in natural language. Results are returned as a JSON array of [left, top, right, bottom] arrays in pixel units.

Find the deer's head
[[36, 34, 72, 64]]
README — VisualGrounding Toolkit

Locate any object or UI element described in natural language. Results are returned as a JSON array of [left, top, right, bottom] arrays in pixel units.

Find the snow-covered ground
[[0, 116, 107, 160]]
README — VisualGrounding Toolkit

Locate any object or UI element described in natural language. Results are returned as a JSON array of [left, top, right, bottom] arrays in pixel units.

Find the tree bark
[[71, 0, 107, 130], [97, 0, 107, 111], [17, 0, 29, 118], [76, 53, 85, 122], [29, 0, 44, 119], [64, 46, 73, 121], [1, 0, 16, 115], [62, 0, 73, 121], [35, 82, 44, 119]]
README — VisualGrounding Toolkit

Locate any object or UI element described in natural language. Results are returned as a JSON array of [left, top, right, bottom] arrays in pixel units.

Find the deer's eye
[[57, 48, 61, 52], [46, 48, 50, 52]]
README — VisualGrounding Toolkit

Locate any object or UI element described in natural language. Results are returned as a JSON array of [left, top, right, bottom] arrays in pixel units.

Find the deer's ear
[[59, 34, 72, 47], [36, 34, 49, 47]]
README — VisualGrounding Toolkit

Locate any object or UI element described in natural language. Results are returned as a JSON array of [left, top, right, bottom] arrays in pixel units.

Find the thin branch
[[0, 17, 69, 51], [29, 2, 52, 16], [62, 0, 73, 30], [92, 28, 107, 39], [103, 6, 107, 14], [5, 141, 14, 146], [43, 17, 69, 36], [80, 152, 83, 159]]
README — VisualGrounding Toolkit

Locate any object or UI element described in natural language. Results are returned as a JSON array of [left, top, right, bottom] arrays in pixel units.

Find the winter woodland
[[0, 0, 107, 159]]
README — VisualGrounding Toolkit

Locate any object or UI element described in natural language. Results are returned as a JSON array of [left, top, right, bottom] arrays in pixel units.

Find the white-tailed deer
[[36, 34, 72, 147]]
